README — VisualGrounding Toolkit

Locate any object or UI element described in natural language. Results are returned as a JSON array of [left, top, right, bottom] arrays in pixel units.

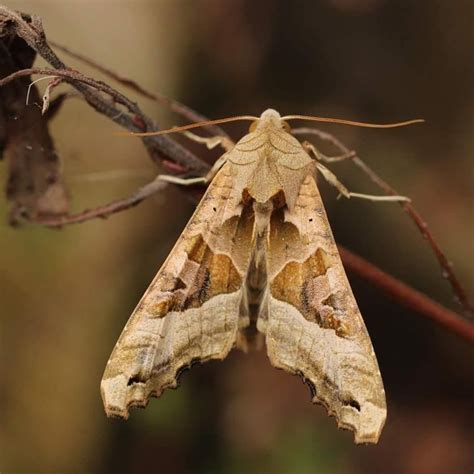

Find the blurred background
[[1, 1, 473, 472]]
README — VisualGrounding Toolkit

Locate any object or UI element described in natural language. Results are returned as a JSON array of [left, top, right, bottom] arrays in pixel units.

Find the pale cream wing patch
[[259, 173, 387, 444], [101, 163, 255, 418]]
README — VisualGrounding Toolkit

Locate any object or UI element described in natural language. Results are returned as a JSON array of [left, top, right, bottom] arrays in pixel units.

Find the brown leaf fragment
[[0, 15, 68, 224]]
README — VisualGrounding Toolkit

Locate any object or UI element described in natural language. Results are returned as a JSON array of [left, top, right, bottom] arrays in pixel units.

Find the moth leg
[[183, 131, 234, 152], [158, 148, 229, 186], [157, 174, 207, 186], [346, 191, 411, 202], [315, 162, 411, 202], [303, 141, 356, 163]]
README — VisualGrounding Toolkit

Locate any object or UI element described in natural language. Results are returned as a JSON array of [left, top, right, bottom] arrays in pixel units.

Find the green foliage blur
[[1, 1, 473, 473]]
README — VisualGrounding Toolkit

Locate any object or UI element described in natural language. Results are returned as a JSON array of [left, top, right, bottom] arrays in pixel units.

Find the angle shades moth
[[101, 109, 406, 444]]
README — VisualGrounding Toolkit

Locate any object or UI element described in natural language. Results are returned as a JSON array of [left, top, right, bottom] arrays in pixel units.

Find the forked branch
[[0, 5, 472, 342], [293, 127, 474, 318], [48, 40, 230, 139]]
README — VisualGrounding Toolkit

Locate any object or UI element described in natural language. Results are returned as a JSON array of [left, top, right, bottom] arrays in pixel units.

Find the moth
[[101, 109, 419, 443]]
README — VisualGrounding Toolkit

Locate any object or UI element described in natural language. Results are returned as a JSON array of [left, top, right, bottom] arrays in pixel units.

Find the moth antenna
[[120, 115, 259, 137], [281, 115, 425, 128]]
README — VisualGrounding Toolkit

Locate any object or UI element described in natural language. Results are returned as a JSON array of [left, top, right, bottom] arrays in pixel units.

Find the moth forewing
[[102, 108, 387, 444], [101, 162, 255, 418], [260, 173, 386, 444]]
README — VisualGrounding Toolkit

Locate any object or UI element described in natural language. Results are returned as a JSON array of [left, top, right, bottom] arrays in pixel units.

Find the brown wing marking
[[261, 173, 387, 443], [101, 163, 255, 418]]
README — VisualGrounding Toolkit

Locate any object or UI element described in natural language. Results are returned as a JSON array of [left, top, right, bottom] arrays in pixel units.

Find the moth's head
[[250, 109, 291, 132]]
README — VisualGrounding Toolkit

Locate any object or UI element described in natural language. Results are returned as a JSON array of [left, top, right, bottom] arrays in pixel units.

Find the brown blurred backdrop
[[1, 1, 473, 473]]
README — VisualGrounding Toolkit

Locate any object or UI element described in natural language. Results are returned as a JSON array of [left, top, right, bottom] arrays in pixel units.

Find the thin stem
[[49, 40, 230, 139], [293, 126, 474, 318], [0, 6, 209, 175], [34, 178, 167, 227], [339, 245, 474, 343], [31, 172, 474, 343], [1, 5, 471, 341]]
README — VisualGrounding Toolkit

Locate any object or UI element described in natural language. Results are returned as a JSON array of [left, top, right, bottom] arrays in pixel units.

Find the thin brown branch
[[0, 67, 139, 111], [339, 245, 474, 343], [49, 40, 230, 139], [293, 126, 474, 318], [1, 6, 471, 342], [36, 168, 474, 343], [33, 165, 474, 343], [0, 6, 208, 175], [34, 177, 168, 227]]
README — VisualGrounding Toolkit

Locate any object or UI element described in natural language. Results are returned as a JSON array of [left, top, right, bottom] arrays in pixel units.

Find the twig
[[1, 67, 147, 114], [34, 177, 168, 227], [0, 6, 208, 175], [32, 168, 474, 343], [339, 245, 474, 343], [49, 40, 230, 139], [293, 126, 474, 318], [1, 5, 471, 341]]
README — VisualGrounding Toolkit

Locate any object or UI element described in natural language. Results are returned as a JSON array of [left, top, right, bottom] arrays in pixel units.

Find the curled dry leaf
[[0, 15, 68, 223]]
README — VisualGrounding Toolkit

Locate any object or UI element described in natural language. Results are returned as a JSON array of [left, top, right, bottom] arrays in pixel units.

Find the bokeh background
[[1, 1, 473, 473]]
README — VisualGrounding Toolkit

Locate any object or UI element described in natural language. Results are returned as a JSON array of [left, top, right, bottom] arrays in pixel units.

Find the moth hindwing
[[101, 108, 387, 444]]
